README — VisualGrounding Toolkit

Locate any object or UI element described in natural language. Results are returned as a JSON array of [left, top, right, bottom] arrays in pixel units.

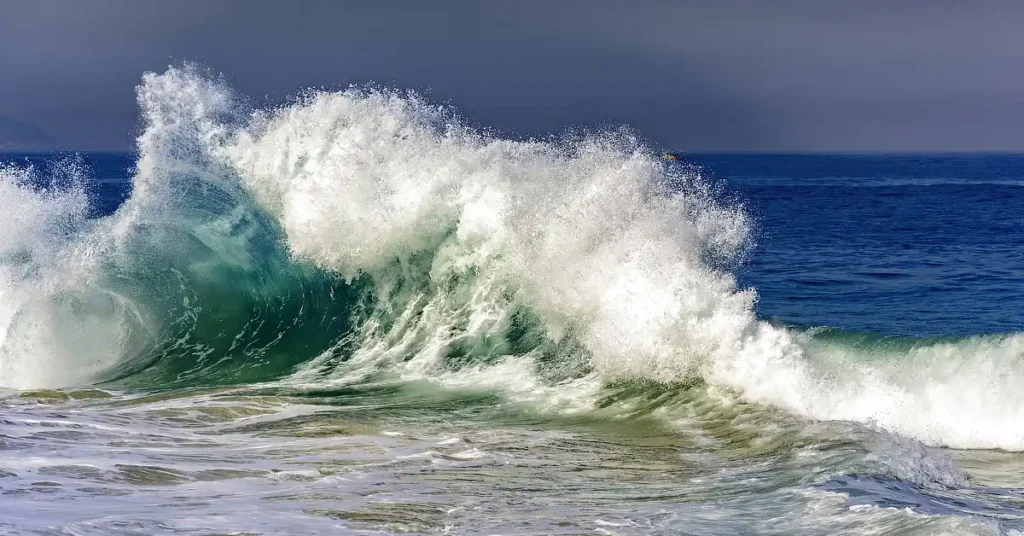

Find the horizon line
[[6, 149, 1024, 157]]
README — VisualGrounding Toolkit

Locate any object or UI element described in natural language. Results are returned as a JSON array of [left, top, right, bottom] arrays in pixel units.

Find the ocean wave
[[1, 65, 1022, 450]]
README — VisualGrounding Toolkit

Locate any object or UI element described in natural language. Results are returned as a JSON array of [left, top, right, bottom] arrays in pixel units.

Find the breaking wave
[[1, 65, 1022, 451]]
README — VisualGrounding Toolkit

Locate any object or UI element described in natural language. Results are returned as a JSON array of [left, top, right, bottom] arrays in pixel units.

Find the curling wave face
[[1, 65, 1022, 450]]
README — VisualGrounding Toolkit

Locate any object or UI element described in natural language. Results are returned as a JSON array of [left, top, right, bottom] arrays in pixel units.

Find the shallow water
[[3, 384, 1020, 535]]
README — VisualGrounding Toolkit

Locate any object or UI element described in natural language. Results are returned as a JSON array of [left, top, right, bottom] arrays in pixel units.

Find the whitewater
[[1, 65, 1023, 535]]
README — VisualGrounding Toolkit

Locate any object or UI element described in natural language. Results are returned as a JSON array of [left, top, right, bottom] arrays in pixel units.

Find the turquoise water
[[1, 66, 1023, 535]]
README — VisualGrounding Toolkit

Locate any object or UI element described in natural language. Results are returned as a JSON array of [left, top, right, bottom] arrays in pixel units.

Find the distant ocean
[[1, 66, 1022, 535]]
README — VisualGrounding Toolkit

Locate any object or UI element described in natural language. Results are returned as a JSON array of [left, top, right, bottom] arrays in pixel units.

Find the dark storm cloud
[[2, 0, 1024, 151]]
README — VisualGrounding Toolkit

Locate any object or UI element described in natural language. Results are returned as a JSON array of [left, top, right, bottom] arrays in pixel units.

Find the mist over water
[[1, 65, 1023, 535]]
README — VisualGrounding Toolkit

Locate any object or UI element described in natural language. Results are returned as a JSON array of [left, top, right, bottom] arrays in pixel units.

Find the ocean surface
[[1, 67, 1023, 535]]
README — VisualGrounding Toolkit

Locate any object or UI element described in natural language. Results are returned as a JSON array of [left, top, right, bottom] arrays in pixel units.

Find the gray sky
[[2, 0, 1024, 152]]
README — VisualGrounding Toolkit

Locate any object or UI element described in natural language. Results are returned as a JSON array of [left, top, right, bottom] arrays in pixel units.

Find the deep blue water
[[690, 154, 1024, 337], [6, 152, 1023, 338]]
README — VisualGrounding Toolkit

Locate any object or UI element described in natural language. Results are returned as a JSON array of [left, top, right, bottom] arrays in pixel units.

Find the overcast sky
[[2, 0, 1024, 152]]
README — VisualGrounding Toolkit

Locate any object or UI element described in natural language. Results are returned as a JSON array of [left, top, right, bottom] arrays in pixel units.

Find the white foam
[[0, 163, 132, 388]]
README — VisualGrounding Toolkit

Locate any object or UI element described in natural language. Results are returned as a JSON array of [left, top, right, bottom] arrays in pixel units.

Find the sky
[[2, 0, 1024, 152]]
